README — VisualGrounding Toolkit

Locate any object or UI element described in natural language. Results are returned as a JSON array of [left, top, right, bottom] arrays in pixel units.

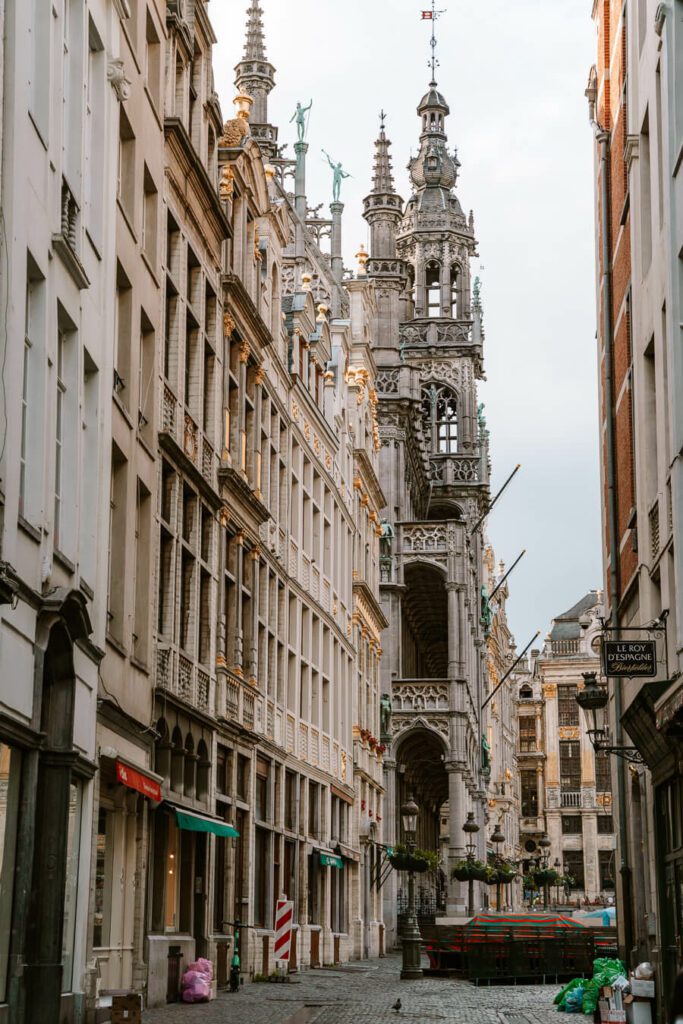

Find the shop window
[[62, 782, 82, 992], [307, 853, 320, 924], [0, 744, 22, 1002], [214, 809, 228, 933], [284, 839, 296, 901], [331, 864, 345, 933], [93, 806, 114, 948]]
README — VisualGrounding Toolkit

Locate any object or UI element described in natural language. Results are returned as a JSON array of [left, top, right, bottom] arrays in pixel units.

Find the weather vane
[[421, 0, 447, 82]]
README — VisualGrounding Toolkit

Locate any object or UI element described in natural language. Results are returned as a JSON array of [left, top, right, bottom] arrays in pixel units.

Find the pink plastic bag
[[181, 970, 210, 1003]]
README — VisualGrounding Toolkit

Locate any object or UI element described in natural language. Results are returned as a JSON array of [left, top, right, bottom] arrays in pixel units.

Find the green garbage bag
[[592, 958, 626, 986], [582, 979, 600, 1014], [555, 977, 583, 1009]]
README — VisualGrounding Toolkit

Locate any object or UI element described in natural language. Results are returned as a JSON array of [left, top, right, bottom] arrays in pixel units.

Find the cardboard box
[[626, 1002, 652, 1024], [630, 980, 655, 999], [606, 1012, 627, 1023], [602, 986, 614, 999], [111, 993, 142, 1024]]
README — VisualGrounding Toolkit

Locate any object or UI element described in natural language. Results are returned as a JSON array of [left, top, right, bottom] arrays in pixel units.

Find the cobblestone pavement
[[143, 953, 564, 1024]]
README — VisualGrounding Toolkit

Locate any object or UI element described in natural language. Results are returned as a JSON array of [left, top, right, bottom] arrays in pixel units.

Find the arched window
[[425, 261, 440, 318], [170, 726, 185, 793], [519, 685, 533, 700], [421, 384, 458, 453], [450, 265, 460, 318]]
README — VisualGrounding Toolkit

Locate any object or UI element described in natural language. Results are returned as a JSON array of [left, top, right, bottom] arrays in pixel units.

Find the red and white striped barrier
[[274, 898, 294, 963]]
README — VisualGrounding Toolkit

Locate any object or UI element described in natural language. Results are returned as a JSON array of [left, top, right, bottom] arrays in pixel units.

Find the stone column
[[446, 763, 467, 915], [253, 367, 265, 499], [330, 201, 344, 317], [294, 141, 308, 263], [238, 342, 250, 477]]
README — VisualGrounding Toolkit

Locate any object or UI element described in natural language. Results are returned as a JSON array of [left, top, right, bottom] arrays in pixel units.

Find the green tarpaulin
[[319, 852, 343, 868], [175, 808, 239, 838]]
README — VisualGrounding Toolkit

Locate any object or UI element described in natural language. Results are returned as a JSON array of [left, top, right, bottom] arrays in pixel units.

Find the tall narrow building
[[366, 76, 491, 942]]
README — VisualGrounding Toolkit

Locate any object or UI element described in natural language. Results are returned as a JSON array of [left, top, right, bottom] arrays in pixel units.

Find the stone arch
[[394, 724, 449, 852], [401, 562, 448, 677]]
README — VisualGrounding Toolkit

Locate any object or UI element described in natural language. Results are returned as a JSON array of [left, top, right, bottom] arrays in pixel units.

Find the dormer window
[[426, 261, 440, 318], [421, 384, 458, 454]]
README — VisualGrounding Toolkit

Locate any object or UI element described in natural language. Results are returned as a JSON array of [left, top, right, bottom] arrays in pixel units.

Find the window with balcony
[[560, 740, 581, 791], [519, 717, 537, 752]]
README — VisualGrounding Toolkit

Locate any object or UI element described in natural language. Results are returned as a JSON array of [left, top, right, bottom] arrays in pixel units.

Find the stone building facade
[[364, 81, 492, 944], [589, 0, 683, 993], [0, 0, 123, 1020], [483, 548, 521, 910], [518, 593, 616, 904]]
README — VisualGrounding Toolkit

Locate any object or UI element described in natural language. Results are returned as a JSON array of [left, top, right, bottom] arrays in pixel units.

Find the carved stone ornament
[[223, 313, 236, 338], [219, 165, 235, 201], [542, 683, 557, 699], [220, 118, 249, 147], [558, 726, 580, 741], [107, 59, 132, 102]]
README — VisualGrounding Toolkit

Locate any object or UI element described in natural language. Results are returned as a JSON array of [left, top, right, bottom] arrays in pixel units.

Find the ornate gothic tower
[[365, 77, 491, 934], [234, 0, 278, 158]]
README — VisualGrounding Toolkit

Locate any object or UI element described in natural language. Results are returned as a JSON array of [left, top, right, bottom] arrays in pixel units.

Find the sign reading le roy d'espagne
[[602, 639, 657, 677]]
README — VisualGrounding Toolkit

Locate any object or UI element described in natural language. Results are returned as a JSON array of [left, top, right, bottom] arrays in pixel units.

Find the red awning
[[116, 760, 162, 801]]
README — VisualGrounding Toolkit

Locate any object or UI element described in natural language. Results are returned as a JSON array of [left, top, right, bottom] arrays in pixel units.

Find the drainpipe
[[587, 73, 633, 962]]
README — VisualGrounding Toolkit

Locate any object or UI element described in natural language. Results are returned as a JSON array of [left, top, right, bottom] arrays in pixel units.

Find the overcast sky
[[212, 0, 602, 648]]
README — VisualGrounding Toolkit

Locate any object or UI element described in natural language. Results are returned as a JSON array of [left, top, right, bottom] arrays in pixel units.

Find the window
[[54, 311, 76, 556], [285, 771, 296, 830], [108, 446, 128, 643], [133, 480, 151, 663], [142, 165, 158, 269], [425, 261, 440, 317], [118, 108, 136, 221], [519, 684, 533, 700], [308, 781, 319, 836], [0, 745, 22, 1002], [253, 827, 268, 927], [93, 807, 114, 948], [597, 815, 614, 834], [421, 384, 458, 454], [138, 309, 154, 439], [521, 770, 537, 817], [595, 751, 612, 793], [255, 758, 270, 821], [145, 8, 161, 110], [81, 350, 99, 584], [519, 717, 536, 752], [561, 815, 582, 835], [559, 741, 581, 791], [29, 0, 51, 140], [558, 685, 579, 727], [236, 754, 249, 801], [20, 258, 45, 523], [115, 263, 133, 404], [450, 265, 460, 318], [599, 850, 614, 891], [640, 109, 652, 272], [85, 17, 105, 247], [563, 851, 585, 890]]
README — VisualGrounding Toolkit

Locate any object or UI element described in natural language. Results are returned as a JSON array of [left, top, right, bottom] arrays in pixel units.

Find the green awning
[[319, 852, 343, 868], [175, 808, 239, 838]]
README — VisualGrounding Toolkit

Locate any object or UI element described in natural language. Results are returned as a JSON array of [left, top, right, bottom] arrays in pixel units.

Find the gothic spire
[[234, 0, 277, 156], [243, 0, 266, 61], [371, 112, 396, 195]]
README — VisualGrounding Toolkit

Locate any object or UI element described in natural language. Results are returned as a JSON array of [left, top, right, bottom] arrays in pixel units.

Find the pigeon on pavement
[[392, 998, 402, 1013]]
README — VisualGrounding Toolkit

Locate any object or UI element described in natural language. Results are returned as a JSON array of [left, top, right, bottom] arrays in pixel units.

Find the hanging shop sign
[[602, 640, 657, 677], [115, 760, 162, 801]]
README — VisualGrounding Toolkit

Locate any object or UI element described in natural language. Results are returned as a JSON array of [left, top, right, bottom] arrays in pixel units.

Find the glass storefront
[[0, 743, 21, 1003]]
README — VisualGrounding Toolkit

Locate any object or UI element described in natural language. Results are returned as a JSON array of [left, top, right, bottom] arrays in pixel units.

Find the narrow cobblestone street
[[143, 954, 562, 1024]]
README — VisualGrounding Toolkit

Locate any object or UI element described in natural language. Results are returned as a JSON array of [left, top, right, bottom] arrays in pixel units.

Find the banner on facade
[[115, 760, 162, 801], [602, 640, 657, 677], [274, 898, 294, 962]]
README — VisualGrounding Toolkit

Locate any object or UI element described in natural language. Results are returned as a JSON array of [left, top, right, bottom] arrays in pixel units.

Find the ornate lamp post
[[575, 671, 643, 762], [400, 795, 423, 980], [491, 821, 505, 912], [538, 832, 551, 910], [463, 811, 480, 917]]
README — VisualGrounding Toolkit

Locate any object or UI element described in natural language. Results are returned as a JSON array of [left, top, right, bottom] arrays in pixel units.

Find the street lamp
[[400, 795, 423, 980], [538, 833, 551, 910], [491, 821, 505, 912], [463, 811, 480, 917], [576, 672, 643, 763]]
